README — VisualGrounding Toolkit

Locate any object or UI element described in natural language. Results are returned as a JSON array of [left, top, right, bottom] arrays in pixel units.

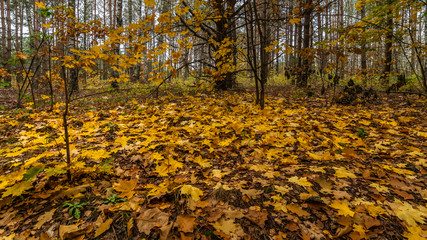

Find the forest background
[[0, 0, 426, 239]]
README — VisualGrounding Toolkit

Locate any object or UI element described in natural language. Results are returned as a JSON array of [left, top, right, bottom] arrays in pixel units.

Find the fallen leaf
[[180, 185, 203, 201], [363, 215, 381, 229], [94, 218, 113, 237], [285, 222, 299, 231], [56, 184, 90, 199], [176, 215, 195, 233], [135, 208, 170, 235], [288, 176, 312, 187], [387, 199, 427, 227], [245, 209, 268, 227], [2, 181, 33, 198], [333, 167, 356, 178], [330, 200, 355, 217], [35, 208, 56, 229], [113, 179, 136, 198], [402, 225, 427, 240], [212, 217, 244, 237], [127, 218, 133, 237], [287, 204, 310, 217], [59, 224, 92, 240]]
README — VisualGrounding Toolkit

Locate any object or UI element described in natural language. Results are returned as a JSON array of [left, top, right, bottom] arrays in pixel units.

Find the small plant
[[104, 194, 126, 204], [357, 128, 369, 139], [63, 201, 89, 219]]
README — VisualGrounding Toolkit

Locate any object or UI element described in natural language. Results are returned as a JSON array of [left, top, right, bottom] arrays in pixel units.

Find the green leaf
[[74, 209, 81, 219], [23, 166, 45, 181]]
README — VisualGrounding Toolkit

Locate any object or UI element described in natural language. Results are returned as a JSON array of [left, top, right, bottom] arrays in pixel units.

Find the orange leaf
[[176, 215, 196, 233], [94, 218, 113, 237]]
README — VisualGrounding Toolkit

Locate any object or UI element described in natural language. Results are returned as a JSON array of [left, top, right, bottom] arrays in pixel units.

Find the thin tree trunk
[[382, 0, 393, 84], [360, 3, 367, 84], [1, 0, 6, 71]]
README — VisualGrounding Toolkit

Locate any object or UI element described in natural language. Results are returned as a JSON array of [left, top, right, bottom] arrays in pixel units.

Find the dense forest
[[0, 0, 426, 239]]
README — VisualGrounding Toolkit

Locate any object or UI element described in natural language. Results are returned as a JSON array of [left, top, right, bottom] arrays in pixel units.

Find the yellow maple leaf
[[212, 218, 244, 237], [249, 164, 270, 172], [369, 183, 389, 192], [115, 136, 129, 146], [288, 176, 312, 187], [180, 184, 203, 201], [155, 158, 183, 176], [330, 200, 355, 217], [146, 183, 169, 197], [388, 199, 427, 227], [333, 167, 356, 178], [114, 179, 136, 193], [144, 0, 156, 8], [81, 149, 111, 162], [35, 2, 46, 8], [364, 203, 386, 217], [192, 155, 211, 168], [274, 185, 292, 195], [307, 151, 334, 161], [2, 181, 33, 198], [289, 18, 301, 24], [403, 225, 427, 240]]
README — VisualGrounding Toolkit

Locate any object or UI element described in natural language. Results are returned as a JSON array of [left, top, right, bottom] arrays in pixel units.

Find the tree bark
[[297, 0, 312, 88], [381, 0, 393, 84]]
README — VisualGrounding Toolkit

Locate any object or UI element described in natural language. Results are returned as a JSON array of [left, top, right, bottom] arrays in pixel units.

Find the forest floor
[[0, 88, 426, 240]]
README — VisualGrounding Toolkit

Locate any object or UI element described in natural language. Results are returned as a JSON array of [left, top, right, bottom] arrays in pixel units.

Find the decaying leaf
[[34, 208, 56, 229], [94, 218, 113, 237], [59, 224, 92, 240], [287, 204, 310, 217], [135, 208, 170, 235], [176, 215, 196, 233]]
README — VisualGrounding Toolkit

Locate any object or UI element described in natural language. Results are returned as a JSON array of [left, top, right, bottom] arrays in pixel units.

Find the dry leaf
[[59, 224, 92, 240], [35, 208, 56, 229], [135, 208, 170, 235], [176, 215, 196, 233], [180, 185, 203, 201], [113, 179, 136, 198], [330, 200, 355, 217], [287, 204, 310, 217], [245, 209, 268, 227], [94, 218, 113, 237], [127, 218, 134, 237], [212, 217, 244, 237]]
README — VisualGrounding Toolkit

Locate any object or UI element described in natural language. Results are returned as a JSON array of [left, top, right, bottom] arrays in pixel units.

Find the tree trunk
[[1, 0, 6, 74], [360, 3, 367, 84], [212, 0, 235, 90], [297, 0, 312, 88], [381, 0, 393, 84], [110, 0, 122, 88], [68, 0, 79, 94]]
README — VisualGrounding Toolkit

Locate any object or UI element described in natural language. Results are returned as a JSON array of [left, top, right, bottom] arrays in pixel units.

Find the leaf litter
[[0, 92, 426, 239]]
